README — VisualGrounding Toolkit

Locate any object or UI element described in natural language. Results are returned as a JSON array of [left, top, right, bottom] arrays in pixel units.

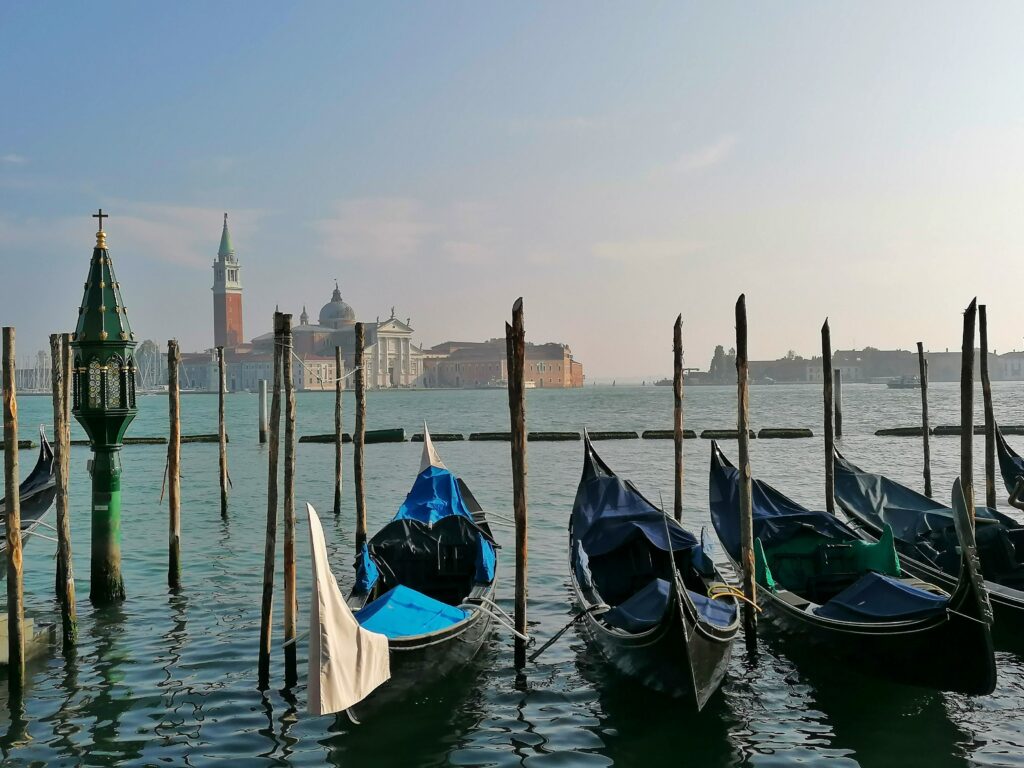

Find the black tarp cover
[[996, 427, 1024, 496], [708, 442, 853, 562], [833, 450, 1016, 544], [572, 438, 697, 559]]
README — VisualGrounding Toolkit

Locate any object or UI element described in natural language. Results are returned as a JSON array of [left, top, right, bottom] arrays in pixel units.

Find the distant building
[[422, 339, 584, 388]]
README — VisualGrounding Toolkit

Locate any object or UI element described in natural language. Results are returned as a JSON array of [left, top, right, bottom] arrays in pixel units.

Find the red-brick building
[[422, 339, 584, 388], [212, 213, 244, 348]]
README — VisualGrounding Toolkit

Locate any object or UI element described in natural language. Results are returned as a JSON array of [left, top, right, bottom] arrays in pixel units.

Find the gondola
[[709, 441, 996, 695], [996, 425, 1024, 501], [0, 427, 57, 575], [833, 448, 1024, 637], [568, 434, 739, 710], [308, 426, 498, 717]]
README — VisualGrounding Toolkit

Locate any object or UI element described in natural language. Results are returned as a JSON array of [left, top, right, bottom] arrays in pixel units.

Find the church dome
[[319, 282, 356, 328]]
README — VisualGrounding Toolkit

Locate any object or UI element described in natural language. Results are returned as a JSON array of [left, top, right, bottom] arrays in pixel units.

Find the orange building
[[212, 214, 244, 348], [423, 339, 584, 388]]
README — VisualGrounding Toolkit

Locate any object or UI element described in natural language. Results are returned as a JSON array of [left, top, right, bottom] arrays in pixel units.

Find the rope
[[528, 604, 609, 662], [707, 583, 762, 612], [460, 598, 530, 643]]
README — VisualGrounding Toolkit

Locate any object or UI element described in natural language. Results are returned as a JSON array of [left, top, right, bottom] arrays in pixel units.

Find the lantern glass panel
[[88, 360, 103, 408]]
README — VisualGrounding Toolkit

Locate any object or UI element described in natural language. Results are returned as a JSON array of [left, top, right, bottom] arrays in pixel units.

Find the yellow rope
[[707, 583, 762, 612]]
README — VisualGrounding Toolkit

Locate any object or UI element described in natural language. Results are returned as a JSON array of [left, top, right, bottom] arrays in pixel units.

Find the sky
[[2, 2, 1023, 379]]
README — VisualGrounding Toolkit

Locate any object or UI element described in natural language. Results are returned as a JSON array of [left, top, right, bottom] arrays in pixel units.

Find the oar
[[527, 603, 607, 663]]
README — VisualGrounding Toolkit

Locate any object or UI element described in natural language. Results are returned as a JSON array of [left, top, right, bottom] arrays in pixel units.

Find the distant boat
[[887, 376, 920, 389], [524, 380, 536, 389]]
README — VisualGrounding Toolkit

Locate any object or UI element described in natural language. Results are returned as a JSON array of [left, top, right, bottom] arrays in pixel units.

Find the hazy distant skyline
[[3, 3, 1023, 377]]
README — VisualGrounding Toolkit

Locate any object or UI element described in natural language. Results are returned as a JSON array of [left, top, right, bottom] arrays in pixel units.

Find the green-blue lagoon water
[[1, 383, 1023, 766]]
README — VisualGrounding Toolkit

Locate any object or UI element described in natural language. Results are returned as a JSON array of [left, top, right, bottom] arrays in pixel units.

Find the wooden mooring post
[[673, 314, 684, 522], [168, 340, 181, 590], [961, 299, 977, 524], [258, 312, 285, 689], [735, 297, 756, 641], [334, 345, 343, 517], [218, 346, 228, 517], [980, 305, 996, 509], [3, 327, 25, 690], [506, 298, 528, 669], [917, 342, 932, 498], [354, 323, 367, 552], [282, 316, 298, 686], [822, 320, 835, 515], [833, 368, 843, 439], [258, 379, 268, 444], [51, 333, 77, 646]]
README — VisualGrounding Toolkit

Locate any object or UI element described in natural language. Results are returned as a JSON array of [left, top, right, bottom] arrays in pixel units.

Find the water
[[1, 382, 1023, 767]]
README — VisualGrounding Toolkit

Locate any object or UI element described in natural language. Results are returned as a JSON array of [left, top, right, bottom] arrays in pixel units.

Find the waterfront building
[[422, 339, 584, 388]]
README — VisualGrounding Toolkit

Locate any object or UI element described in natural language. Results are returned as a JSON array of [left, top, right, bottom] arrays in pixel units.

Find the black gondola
[[709, 442, 996, 695], [568, 434, 739, 710], [996, 425, 1024, 501], [0, 427, 57, 575], [341, 427, 499, 714], [833, 447, 1024, 637]]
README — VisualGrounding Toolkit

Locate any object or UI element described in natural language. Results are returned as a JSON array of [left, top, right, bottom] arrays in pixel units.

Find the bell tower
[[212, 213, 243, 348]]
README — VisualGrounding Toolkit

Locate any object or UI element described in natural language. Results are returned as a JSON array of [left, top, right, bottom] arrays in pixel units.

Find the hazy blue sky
[[3, 2, 1023, 377]]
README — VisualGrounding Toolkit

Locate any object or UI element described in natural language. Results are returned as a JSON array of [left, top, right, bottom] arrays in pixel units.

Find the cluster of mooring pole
[[962, 300, 977, 524], [822, 320, 835, 515], [258, 313, 286, 692], [218, 346, 229, 517], [3, 326, 26, 689], [334, 345, 343, 516], [50, 333, 77, 647], [980, 306, 997, 510], [505, 299, 529, 670], [673, 315, 684, 522], [167, 340, 181, 590], [71, 211, 138, 605], [917, 342, 932, 498], [734, 295, 757, 643], [354, 323, 368, 551]]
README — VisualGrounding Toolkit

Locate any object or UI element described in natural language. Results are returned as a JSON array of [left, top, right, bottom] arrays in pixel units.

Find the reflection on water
[[0, 383, 1022, 765]]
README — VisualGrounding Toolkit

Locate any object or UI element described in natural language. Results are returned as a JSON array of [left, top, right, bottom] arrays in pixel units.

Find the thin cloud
[[674, 135, 736, 172], [1, 153, 28, 165], [592, 239, 706, 263]]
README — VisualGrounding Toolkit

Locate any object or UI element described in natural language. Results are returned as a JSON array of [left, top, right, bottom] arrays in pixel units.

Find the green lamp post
[[71, 210, 137, 604]]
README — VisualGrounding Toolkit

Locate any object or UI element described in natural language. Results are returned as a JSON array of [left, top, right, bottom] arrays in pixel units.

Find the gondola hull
[[720, 548, 996, 694], [347, 580, 496, 717], [0, 434, 57, 577], [570, 567, 733, 706]]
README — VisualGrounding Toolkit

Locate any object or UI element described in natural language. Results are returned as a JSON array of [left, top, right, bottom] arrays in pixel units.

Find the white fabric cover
[[419, 423, 447, 473], [306, 503, 390, 715]]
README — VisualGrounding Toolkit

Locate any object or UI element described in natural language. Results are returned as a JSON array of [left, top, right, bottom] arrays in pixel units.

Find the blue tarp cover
[[355, 584, 469, 639], [603, 578, 671, 632], [813, 572, 948, 623], [573, 445, 697, 559], [689, 590, 739, 627], [355, 543, 379, 593], [395, 466, 475, 525], [709, 444, 855, 562]]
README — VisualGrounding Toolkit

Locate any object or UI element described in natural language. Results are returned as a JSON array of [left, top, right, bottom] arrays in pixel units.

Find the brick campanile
[[212, 213, 243, 348]]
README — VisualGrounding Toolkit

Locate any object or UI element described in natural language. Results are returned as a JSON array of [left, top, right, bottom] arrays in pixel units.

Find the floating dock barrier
[[469, 432, 511, 441], [700, 429, 757, 439], [528, 432, 581, 441], [411, 433, 464, 442], [0, 440, 34, 450], [587, 431, 639, 440], [299, 428, 406, 444], [757, 428, 813, 439], [181, 434, 228, 444], [641, 430, 698, 439], [875, 427, 930, 437], [71, 436, 167, 446], [933, 425, 1024, 436]]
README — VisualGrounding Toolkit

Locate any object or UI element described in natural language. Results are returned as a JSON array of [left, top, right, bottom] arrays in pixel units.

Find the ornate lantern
[[70, 210, 137, 603]]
